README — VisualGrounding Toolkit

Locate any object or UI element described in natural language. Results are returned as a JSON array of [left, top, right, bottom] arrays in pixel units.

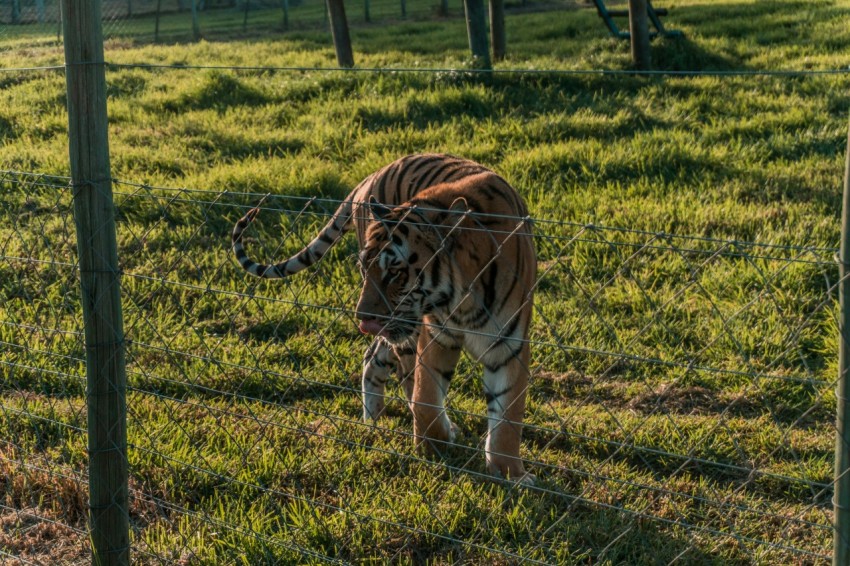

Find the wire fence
[[0, 166, 839, 562], [0, 0, 560, 43], [2, 0, 849, 561]]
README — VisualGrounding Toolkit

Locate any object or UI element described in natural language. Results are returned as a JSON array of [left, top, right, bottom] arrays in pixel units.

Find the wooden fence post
[[835, 114, 850, 566], [489, 0, 505, 62], [61, 0, 129, 565], [192, 0, 200, 39], [463, 0, 490, 70], [628, 0, 650, 70], [327, 0, 354, 68], [155, 0, 162, 41]]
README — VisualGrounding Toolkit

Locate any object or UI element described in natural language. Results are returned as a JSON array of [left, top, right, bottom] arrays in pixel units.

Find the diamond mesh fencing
[[0, 170, 838, 563], [0, 0, 512, 43], [2, 0, 848, 560], [0, 171, 89, 563]]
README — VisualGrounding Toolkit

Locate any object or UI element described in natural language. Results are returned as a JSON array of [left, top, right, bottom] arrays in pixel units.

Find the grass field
[[1, 0, 849, 563]]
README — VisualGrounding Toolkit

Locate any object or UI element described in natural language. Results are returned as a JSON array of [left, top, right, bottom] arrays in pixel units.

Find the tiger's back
[[232, 154, 500, 278], [406, 173, 536, 368]]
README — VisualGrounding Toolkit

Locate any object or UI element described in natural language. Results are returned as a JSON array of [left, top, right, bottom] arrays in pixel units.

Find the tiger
[[232, 153, 536, 483]]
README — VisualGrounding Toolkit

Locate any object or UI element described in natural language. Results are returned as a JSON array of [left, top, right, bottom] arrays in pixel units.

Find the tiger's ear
[[368, 195, 393, 221], [449, 197, 468, 214]]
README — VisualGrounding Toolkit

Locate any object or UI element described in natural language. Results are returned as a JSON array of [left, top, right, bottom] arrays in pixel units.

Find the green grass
[[1, 0, 849, 563]]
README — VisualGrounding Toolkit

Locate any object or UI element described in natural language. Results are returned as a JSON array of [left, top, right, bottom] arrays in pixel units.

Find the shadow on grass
[[391, 506, 723, 564], [127, 316, 365, 408], [671, 0, 846, 44], [358, 446, 737, 564], [649, 34, 741, 73]]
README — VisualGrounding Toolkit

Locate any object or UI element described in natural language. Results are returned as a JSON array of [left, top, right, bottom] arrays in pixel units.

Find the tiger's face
[[355, 205, 431, 345]]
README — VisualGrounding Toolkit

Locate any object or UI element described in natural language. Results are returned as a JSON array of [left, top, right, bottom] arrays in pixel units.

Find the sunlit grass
[[1, 0, 848, 562]]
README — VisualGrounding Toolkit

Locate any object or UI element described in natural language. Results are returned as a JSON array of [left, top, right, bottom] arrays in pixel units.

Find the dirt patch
[[0, 443, 162, 563], [628, 383, 717, 413], [533, 369, 637, 408], [627, 383, 761, 418], [0, 510, 89, 565], [533, 370, 763, 418]]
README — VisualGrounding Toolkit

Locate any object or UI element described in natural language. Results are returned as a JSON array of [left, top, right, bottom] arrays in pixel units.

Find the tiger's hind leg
[[361, 338, 395, 421]]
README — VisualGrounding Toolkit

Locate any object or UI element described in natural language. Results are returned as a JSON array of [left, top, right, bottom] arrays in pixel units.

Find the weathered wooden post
[[61, 0, 129, 564], [155, 0, 163, 41], [327, 0, 354, 68], [463, 0, 490, 70], [56, 1, 62, 42], [628, 0, 651, 70], [192, 0, 200, 40], [835, 115, 850, 566], [489, 0, 505, 62]]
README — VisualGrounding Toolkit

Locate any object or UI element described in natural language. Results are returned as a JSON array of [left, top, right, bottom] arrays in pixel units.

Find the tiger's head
[[355, 196, 467, 345]]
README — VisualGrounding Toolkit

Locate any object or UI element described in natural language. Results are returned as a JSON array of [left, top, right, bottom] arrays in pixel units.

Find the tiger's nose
[[355, 305, 379, 321]]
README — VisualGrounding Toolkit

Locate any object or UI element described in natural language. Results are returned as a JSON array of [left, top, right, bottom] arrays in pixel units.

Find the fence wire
[[1, 0, 544, 43], [0, 168, 839, 563]]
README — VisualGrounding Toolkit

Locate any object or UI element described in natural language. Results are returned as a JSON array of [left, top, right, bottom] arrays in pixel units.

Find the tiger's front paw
[[486, 457, 535, 485], [413, 412, 456, 456], [362, 396, 386, 422], [448, 420, 458, 443]]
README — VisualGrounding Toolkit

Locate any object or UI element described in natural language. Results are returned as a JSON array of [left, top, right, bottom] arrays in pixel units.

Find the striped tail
[[232, 200, 354, 279]]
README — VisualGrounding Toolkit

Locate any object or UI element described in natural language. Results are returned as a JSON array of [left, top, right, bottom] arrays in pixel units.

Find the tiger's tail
[[231, 198, 355, 279]]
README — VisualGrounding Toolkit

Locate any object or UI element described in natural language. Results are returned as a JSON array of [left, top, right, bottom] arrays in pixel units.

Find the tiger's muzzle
[[356, 314, 417, 344]]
